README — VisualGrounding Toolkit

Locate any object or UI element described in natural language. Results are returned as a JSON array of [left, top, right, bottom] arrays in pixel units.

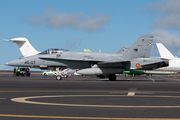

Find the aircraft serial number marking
[[24, 61, 36, 64]]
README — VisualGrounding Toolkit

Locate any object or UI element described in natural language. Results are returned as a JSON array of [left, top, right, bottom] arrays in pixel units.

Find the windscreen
[[39, 48, 69, 54]]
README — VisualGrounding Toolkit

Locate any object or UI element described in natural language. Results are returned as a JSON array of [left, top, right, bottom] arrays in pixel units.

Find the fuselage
[[6, 49, 166, 71], [6, 50, 122, 69], [156, 58, 180, 72]]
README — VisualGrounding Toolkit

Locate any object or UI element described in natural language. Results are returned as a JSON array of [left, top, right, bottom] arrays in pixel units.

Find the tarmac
[[0, 70, 180, 120]]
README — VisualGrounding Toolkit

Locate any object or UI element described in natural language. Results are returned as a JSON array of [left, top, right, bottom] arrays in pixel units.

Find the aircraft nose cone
[[5, 59, 21, 66]]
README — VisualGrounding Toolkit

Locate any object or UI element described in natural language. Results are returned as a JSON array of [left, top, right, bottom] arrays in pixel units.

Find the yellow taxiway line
[[0, 98, 6, 99], [0, 114, 179, 120], [11, 95, 180, 108], [1, 90, 180, 94]]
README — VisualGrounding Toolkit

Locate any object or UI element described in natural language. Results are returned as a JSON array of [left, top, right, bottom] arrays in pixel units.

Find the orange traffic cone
[[69, 73, 71, 78]]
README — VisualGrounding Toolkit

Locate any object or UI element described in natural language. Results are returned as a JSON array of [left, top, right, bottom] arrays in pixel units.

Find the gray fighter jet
[[5, 34, 168, 81]]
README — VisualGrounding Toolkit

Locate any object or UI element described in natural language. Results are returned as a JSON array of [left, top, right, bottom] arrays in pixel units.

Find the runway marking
[[171, 79, 180, 82], [127, 77, 133, 80], [127, 88, 136, 96], [11, 94, 180, 108], [164, 77, 180, 82], [0, 114, 179, 120], [149, 77, 155, 82]]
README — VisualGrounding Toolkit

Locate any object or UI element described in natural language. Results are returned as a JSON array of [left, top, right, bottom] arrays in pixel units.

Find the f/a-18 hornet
[[5, 34, 168, 81]]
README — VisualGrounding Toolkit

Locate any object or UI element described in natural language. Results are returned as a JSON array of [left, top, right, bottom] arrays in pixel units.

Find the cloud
[[145, 0, 180, 30], [23, 8, 111, 32], [64, 39, 83, 50], [151, 29, 180, 48], [152, 13, 180, 30]]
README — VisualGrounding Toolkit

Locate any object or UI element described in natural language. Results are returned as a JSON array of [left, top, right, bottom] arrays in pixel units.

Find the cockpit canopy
[[39, 48, 69, 54]]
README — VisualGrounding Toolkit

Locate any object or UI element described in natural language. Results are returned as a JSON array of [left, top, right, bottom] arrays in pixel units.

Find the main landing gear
[[56, 75, 62, 80], [97, 74, 117, 81]]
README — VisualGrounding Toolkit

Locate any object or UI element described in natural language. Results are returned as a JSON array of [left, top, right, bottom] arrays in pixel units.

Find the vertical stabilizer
[[156, 43, 175, 59], [117, 46, 130, 54], [4, 37, 39, 57], [122, 34, 154, 59]]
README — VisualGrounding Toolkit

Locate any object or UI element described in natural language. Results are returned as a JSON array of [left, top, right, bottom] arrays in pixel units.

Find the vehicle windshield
[[39, 48, 69, 54], [20, 68, 26, 71]]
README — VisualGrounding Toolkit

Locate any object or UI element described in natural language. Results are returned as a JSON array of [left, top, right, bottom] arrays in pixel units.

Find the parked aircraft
[[156, 43, 175, 59], [156, 43, 180, 72], [5, 34, 168, 81]]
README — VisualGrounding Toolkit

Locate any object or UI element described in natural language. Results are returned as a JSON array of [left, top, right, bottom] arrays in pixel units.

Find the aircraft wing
[[141, 60, 169, 70], [97, 60, 169, 70], [39, 56, 132, 69]]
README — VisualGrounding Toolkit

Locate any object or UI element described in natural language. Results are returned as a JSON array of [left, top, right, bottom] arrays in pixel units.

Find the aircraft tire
[[44, 73, 47, 76], [22, 73, 25, 77], [56, 75, 62, 80], [99, 75, 106, 79], [16, 73, 19, 76], [27, 73, 30, 77], [108, 74, 116, 81]]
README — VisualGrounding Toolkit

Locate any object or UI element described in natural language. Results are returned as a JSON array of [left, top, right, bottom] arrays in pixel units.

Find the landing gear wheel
[[56, 75, 62, 80], [108, 74, 116, 81], [99, 75, 106, 79]]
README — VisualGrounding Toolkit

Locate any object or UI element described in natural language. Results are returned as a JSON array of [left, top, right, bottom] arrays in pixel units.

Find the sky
[[1, 0, 180, 70]]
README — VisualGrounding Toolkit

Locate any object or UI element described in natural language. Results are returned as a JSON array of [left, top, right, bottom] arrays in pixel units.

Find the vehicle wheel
[[108, 74, 116, 81], [22, 73, 25, 76], [65, 75, 68, 78], [27, 73, 30, 77], [56, 75, 62, 80], [16, 73, 19, 76], [44, 73, 47, 76]]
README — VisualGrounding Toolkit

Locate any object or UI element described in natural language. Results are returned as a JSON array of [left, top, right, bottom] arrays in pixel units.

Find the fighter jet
[[5, 34, 168, 81]]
